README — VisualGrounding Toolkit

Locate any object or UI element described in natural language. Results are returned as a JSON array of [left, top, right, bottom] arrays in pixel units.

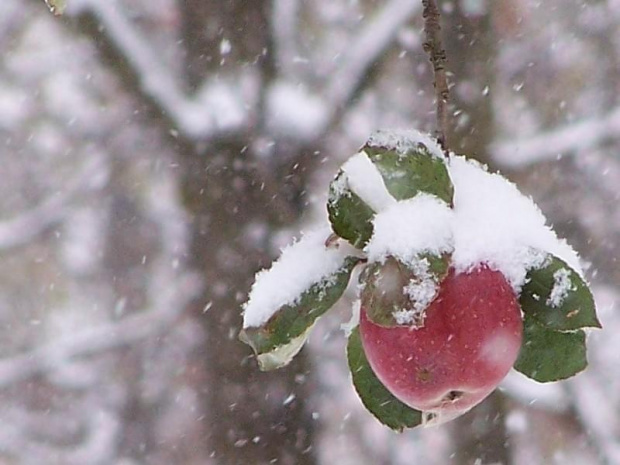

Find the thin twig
[[44, 0, 66, 16], [422, 0, 450, 151]]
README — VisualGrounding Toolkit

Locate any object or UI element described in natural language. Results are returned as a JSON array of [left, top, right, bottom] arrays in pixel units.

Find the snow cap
[[242, 227, 349, 328]]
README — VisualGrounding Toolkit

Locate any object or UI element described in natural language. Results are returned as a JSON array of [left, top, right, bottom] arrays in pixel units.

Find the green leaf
[[520, 255, 600, 331], [240, 257, 360, 370], [363, 144, 453, 204], [360, 254, 450, 327], [252, 328, 311, 371], [422, 252, 451, 278], [347, 327, 422, 431], [327, 171, 375, 248], [514, 315, 588, 383]]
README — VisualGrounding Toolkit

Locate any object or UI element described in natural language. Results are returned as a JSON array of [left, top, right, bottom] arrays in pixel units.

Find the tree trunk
[[178, 2, 317, 464], [442, 3, 512, 464]]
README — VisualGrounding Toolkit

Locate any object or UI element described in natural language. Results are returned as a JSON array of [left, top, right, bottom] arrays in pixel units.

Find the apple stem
[[422, 0, 450, 154]]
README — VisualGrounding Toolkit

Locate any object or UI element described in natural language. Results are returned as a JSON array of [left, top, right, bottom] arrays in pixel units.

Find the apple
[[359, 264, 522, 425]]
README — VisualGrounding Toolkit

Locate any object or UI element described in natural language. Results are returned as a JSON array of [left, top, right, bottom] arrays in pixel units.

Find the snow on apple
[[447, 155, 582, 290]]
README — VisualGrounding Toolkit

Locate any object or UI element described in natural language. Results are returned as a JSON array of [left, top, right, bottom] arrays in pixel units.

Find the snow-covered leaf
[[363, 141, 453, 204], [326, 131, 453, 249], [243, 228, 353, 328], [347, 326, 422, 431], [240, 256, 360, 370], [327, 170, 375, 248], [520, 254, 600, 331], [360, 254, 449, 327], [514, 315, 587, 383]]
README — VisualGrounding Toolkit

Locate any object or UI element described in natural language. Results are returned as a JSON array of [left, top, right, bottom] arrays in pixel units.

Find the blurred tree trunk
[[442, 2, 512, 464], [443, 1, 495, 166], [178, 2, 317, 464]]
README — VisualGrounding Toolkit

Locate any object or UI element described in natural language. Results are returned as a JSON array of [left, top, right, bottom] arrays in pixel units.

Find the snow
[[365, 194, 453, 265], [266, 81, 327, 142], [366, 129, 446, 160], [344, 140, 582, 293], [248, 135, 585, 331], [339, 151, 396, 212], [547, 268, 574, 307], [365, 194, 452, 326], [243, 227, 349, 329], [341, 131, 581, 294], [448, 155, 582, 290], [341, 299, 361, 337], [400, 270, 440, 324]]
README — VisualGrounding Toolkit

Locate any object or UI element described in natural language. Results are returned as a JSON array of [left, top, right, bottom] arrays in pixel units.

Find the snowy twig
[[422, 0, 450, 150], [67, 0, 248, 140], [0, 273, 202, 389], [0, 157, 106, 250], [324, 0, 420, 117], [491, 107, 620, 168]]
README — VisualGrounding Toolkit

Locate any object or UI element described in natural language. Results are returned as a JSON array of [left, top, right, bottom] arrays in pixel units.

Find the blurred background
[[0, 0, 619, 464]]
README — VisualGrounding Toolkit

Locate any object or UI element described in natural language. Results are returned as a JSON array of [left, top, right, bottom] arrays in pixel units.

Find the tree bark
[[178, 2, 317, 464], [442, 1, 496, 165]]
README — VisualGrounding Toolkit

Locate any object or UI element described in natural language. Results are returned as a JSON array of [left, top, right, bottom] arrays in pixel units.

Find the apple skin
[[359, 265, 522, 424]]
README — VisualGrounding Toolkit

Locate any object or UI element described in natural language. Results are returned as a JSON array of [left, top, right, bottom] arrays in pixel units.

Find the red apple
[[359, 265, 522, 425]]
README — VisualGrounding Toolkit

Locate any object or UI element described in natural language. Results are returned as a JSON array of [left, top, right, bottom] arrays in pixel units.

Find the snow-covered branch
[[0, 273, 201, 389], [268, 0, 421, 142], [324, 0, 420, 114], [0, 157, 106, 250], [67, 0, 419, 145], [492, 107, 620, 168], [0, 406, 120, 465], [67, 0, 250, 140], [257, 0, 422, 144]]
